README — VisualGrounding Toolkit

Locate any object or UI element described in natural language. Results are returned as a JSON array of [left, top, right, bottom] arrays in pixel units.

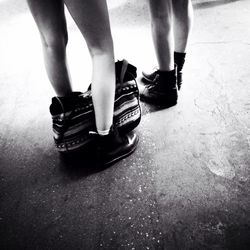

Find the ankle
[[157, 69, 176, 88], [158, 68, 176, 80], [97, 127, 111, 136]]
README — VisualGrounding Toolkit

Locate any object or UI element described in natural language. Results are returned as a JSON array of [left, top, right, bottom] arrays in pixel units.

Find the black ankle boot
[[93, 126, 139, 166], [142, 52, 186, 90], [140, 68, 178, 107]]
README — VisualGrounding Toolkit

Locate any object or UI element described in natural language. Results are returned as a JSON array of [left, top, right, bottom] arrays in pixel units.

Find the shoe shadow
[[58, 146, 109, 180]]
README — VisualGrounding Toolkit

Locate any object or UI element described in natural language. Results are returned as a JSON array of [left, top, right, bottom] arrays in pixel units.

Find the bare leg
[[64, 0, 115, 134], [173, 0, 193, 53], [148, 0, 174, 71], [27, 0, 72, 97]]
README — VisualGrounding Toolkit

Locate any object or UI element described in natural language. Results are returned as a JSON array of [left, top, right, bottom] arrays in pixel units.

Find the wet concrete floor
[[0, 0, 250, 249]]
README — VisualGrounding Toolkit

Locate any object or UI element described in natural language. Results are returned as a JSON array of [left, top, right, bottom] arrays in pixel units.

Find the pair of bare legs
[[149, 0, 193, 71], [27, 0, 115, 135], [140, 0, 193, 105]]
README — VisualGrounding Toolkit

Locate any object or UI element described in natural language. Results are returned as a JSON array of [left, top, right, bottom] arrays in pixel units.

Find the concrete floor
[[0, 0, 250, 249]]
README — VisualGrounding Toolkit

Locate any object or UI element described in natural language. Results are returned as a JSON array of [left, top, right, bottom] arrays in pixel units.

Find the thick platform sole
[[140, 94, 177, 108]]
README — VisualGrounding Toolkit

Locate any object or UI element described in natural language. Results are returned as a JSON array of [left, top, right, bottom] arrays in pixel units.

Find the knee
[[88, 37, 114, 58], [41, 27, 68, 52]]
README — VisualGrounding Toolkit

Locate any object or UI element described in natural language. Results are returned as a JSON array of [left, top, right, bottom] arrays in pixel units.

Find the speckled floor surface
[[0, 0, 250, 249]]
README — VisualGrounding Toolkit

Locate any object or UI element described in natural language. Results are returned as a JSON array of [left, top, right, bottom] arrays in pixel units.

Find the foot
[[140, 69, 178, 107], [142, 65, 183, 90], [92, 126, 139, 166]]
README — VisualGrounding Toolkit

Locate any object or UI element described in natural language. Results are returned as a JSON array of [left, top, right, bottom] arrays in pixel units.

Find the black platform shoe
[[142, 52, 186, 90], [140, 68, 178, 107], [91, 126, 139, 167]]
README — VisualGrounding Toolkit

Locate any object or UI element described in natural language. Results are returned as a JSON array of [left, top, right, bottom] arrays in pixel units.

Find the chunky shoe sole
[[140, 93, 177, 108]]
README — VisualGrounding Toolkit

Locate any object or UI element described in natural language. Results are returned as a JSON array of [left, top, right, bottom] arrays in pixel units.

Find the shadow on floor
[[193, 0, 241, 9], [140, 101, 177, 116], [58, 147, 112, 180]]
